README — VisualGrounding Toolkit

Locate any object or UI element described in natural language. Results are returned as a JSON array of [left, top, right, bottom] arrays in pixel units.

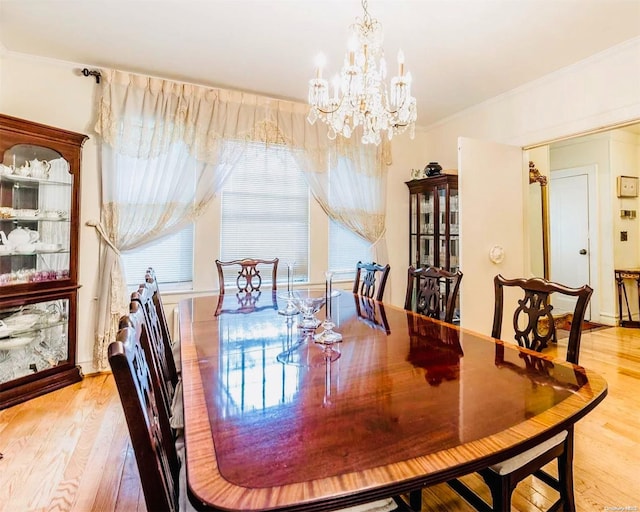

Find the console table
[[615, 268, 640, 328]]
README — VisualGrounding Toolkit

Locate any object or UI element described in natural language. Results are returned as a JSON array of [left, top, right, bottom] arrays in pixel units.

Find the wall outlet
[[621, 231, 628, 241]]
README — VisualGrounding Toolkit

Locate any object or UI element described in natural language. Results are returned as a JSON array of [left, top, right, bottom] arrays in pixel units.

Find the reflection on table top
[[179, 291, 607, 512]]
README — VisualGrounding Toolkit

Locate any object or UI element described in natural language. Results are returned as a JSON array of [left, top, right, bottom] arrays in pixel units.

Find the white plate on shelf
[[35, 243, 63, 252], [0, 335, 36, 350], [3, 313, 42, 331]]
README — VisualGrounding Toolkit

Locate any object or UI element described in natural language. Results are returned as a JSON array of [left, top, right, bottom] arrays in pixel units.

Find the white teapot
[[0, 227, 40, 251], [28, 158, 51, 179]]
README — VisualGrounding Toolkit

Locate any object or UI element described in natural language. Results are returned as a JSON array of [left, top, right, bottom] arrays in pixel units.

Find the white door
[[549, 166, 594, 319], [458, 137, 526, 337]]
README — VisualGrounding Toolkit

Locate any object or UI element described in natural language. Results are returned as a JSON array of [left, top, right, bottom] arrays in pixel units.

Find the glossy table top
[[179, 291, 607, 511]]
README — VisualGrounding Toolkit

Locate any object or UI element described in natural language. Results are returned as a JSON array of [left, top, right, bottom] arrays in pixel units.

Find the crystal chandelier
[[307, 0, 417, 145]]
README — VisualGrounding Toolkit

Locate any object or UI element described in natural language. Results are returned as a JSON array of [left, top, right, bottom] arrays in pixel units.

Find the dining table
[[178, 289, 607, 511]]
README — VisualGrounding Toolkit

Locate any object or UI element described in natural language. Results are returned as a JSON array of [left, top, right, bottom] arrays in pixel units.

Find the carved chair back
[[215, 257, 279, 294], [108, 325, 180, 512], [492, 274, 593, 364], [404, 266, 463, 324], [145, 267, 174, 356], [129, 284, 179, 409], [352, 261, 391, 301]]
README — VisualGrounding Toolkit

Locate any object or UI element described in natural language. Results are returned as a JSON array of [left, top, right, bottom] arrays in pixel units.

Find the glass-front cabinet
[[406, 174, 459, 272], [0, 113, 87, 409]]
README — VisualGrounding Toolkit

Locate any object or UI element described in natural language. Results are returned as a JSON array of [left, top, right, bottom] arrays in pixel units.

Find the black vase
[[424, 162, 442, 177]]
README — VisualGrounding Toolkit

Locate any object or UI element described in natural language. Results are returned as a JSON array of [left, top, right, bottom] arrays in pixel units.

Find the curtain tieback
[[370, 228, 387, 248], [86, 219, 121, 256]]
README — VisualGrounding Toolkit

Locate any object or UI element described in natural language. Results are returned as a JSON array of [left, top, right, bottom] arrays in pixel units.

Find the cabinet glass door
[[0, 144, 72, 287], [419, 190, 434, 235], [420, 236, 435, 267], [0, 296, 70, 384], [450, 188, 459, 235]]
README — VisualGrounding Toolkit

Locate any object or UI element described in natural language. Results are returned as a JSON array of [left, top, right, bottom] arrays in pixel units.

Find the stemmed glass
[[314, 271, 342, 359], [278, 260, 299, 316]]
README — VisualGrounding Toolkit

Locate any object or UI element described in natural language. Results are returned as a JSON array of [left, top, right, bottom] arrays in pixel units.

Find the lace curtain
[[293, 136, 391, 266], [91, 69, 391, 370]]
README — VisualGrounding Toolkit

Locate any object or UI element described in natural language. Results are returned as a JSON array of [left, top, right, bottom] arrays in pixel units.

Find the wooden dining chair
[[353, 261, 391, 301], [128, 281, 183, 432], [215, 257, 279, 294], [144, 267, 180, 369], [491, 274, 593, 363], [108, 325, 201, 512], [404, 266, 462, 324], [447, 274, 593, 512]]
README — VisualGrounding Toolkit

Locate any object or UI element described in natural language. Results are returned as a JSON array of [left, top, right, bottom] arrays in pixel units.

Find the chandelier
[[307, 0, 417, 145]]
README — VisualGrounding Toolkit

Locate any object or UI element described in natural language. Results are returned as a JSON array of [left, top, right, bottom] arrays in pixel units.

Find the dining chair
[[353, 261, 391, 301], [108, 325, 200, 512], [215, 257, 279, 294], [144, 267, 180, 369], [404, 266, 463, 324], [447, 274, 593, 512], [128, 282, 183, 432]]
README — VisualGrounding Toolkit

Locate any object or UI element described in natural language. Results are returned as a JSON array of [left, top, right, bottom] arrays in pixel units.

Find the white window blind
[[328, 219, 370, 280], [220, 143, 309, 286], [122, 224, 194, 287]]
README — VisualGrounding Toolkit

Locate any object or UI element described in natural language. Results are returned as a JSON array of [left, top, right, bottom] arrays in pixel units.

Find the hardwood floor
[[1, 327, 639, 511]]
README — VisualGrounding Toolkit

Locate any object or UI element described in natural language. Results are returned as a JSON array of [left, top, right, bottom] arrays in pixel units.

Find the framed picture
[[617, 175, 639, 198]]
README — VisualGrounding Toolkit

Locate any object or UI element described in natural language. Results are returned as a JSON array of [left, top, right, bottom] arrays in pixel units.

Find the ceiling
[[1, 0, 639, 128]]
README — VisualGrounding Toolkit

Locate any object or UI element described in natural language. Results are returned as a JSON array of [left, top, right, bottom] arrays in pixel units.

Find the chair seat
[[488, 431, 567, 476], [172, 338, 181, 370], [170, 377, 184, 431], [176, 441, 199, 512]]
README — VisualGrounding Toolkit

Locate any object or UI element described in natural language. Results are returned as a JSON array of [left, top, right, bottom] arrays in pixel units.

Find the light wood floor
[[1, 327, 639, 512]]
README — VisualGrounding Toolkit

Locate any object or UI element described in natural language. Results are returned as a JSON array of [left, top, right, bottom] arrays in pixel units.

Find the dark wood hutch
[[0, 113, 87, 409]]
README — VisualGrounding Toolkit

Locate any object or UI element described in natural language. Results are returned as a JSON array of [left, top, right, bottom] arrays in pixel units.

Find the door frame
[[549, 164, 599, 322]]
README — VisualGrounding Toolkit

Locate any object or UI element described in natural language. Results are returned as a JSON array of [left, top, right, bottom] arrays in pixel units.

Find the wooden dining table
[[179, 290, 607, 511]]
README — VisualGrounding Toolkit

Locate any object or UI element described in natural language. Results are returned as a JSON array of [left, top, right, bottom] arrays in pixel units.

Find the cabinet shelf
[[0, 113, 87, 409], [0, 174, 72, 187]]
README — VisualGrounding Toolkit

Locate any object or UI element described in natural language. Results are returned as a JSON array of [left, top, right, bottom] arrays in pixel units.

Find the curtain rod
[[81, 68, 101, 84]]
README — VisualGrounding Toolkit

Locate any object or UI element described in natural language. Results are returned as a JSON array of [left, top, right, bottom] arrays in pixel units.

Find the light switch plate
[[617, 175, 639, 197]]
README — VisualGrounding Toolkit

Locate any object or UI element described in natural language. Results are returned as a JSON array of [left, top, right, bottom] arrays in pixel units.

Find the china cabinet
[[406, 174, 459, 271], [0, 113, 87, 409]]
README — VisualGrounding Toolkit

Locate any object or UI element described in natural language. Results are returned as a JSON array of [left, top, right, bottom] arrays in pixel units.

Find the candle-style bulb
[[315, 53, 326, 79]]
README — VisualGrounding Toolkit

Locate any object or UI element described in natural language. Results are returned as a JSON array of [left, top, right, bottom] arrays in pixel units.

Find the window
[[220, 142, 309, 286], [328, 219, 370, 280], [122, 224, 194, 287]]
